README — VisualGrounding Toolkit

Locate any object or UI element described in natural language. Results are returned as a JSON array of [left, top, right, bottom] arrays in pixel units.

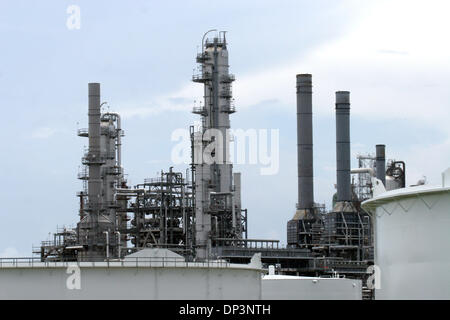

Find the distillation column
[[77, 83, 115, 261], [193, 32, 239, 260], [88, 83, 102, 215]]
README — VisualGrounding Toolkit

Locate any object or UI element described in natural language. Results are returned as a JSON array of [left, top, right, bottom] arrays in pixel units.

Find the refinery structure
[[1, 30, 449, 300]]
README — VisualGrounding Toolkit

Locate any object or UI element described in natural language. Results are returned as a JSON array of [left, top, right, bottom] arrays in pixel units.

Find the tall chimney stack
[[335, 91, 351, 202], [376, 144, 386, 186], [296, 74, 314, 211]]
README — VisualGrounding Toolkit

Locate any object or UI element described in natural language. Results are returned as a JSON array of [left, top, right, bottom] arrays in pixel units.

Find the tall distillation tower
[[192, 31, 243, 260], [76, 83, 126, 261]]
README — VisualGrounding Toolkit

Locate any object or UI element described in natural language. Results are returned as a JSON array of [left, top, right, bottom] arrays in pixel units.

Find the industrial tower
[[191, 31, 244, 260], [76, 83, 127, 261]]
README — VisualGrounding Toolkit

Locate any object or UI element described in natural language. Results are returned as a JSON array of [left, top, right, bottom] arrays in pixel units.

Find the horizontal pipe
[[351, 168, 375, 176]]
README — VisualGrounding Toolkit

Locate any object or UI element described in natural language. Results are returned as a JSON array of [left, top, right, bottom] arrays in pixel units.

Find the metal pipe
[[103, 231, 109, 260], [102, 112, 122, 169], [351, 168, 375, 176], [233, 172, 242, 235], [202, 29, 217, 52], [88, 83, 102, 213], [296, 74, 314, 210], [115, 231, 121, 259], [115, 188, 144, 193], [335, 91, 351, 202], [376, 144, 386, 186], [231, 192, 236, 231]]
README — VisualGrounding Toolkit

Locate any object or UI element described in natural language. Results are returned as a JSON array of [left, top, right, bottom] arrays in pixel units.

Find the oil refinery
[[0, 30, 449, 301]]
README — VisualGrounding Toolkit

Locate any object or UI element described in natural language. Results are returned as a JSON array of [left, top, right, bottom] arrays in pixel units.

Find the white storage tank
[[262, 275, 362, 300], [362, 169, 450, 299], [0, 249, 263, 300]]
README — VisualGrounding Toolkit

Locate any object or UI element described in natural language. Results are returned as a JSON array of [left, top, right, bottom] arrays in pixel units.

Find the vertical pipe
[[103, 231, 109, 260], [233, 172, 242, 236], [376, 144, 386, 186], [116, 231, 121, 259], [296, 74, 314, 210], [88, 83, 102, 213], [231, 195, 236, 231], [335, 91, 351, 202]]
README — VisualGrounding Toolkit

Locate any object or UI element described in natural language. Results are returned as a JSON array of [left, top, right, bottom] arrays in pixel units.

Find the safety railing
[[77, 128, 88, 137], [221, 104, 236, 114], [192, 106, 208, 116], [0, 257, 232, 269], [221, 74, 235, 83], [192, 72, 212, 83], [143, 177, 186, 185], [82, 154, 106, 165]]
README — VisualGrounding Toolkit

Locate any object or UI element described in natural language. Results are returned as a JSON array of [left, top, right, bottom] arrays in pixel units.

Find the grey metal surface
[[296, 74, 314, 210], [88, 83, 102, 214], [335, 91, 351, 202], [376, 144, 386, 186], [0, 260, 262, 300], [233, 172, 242, 231], [262, 276, 362, 300]]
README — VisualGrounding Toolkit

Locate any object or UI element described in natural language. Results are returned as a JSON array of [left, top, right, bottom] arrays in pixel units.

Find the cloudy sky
[[1, 0, 449, 257]]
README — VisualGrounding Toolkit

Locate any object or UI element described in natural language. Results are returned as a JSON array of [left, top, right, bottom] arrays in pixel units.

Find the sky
[[1, 0, 450, 257]]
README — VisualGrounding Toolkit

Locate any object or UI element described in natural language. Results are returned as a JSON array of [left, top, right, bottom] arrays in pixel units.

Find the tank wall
[[374, 191, 450, 299], [262, 278, 362, 300], [0, 266, 262, 300]]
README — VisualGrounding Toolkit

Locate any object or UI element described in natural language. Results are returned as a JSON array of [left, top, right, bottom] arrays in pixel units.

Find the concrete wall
[[0, 265, 262, 300], [262, 276, 362, 300]]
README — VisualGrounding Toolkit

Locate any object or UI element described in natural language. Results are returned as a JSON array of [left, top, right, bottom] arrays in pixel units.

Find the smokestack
[[376, 144, 386, 186], [88, 83, 102, 213], [296, 74, 314, 210], [335, 91, 351, 202]]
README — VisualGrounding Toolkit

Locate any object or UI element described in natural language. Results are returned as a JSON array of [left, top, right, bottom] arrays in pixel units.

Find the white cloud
[[116, 82, 202, 119], [128, 0, 450, 132], [231, 0, 450, 127], [31, 127, 56, 139], [395, 138, 450, 186]]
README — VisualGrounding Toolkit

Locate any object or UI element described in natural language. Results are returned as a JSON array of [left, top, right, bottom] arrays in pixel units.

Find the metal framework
[[354, 154, 376, 201], [130, 168, 194, 257]]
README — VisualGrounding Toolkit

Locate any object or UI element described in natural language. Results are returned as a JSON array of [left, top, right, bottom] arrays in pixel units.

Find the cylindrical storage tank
[[362, 169, 450, 299], [0, 262, 262, 300], [262, 275, 362, 300]]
